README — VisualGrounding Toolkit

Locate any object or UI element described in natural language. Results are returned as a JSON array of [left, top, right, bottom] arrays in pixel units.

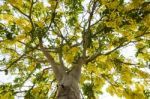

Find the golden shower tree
[[0, 0, 150, 99]]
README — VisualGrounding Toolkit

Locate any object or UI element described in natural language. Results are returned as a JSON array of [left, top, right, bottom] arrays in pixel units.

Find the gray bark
[[57, 73, 81, 99], [56, 61, 83, 99], [39, 40, 65, 81], [39, 39, 83, 99]]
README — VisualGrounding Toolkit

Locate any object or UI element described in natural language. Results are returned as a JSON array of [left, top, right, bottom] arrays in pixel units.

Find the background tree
[[0, 0, 150, 99]]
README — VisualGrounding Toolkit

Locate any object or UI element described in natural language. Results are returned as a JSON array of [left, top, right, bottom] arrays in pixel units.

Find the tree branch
[[82, 1, 97, 58], [0, 45, 38, 72], [46, 0, 58, 33], [70, 58, 85, 81], [10, 4, 29, 18], [86, 41, 132, 63], [28, 0, 35, 29], [39, 39, 64, 81]]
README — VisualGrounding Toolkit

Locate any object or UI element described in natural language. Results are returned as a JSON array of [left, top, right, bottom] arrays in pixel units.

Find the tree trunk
[[39, 39, 83, 99], [56, 73, 81, 99]]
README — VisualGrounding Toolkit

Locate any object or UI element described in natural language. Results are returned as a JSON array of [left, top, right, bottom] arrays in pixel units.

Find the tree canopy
[[0, 0, 150, 99]]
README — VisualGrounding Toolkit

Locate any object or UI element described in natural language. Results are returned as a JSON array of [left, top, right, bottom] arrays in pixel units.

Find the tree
[[0, 0, 150, 99]]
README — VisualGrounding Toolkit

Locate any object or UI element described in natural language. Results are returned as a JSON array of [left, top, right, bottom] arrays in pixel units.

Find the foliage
[[0, 0, 150, 98]]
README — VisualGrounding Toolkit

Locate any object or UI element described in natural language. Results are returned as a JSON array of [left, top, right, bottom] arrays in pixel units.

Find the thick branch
[[70, 58, 85, 81], [39, 39, 64, 81]]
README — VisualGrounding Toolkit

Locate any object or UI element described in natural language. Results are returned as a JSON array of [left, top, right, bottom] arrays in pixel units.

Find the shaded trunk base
[[57, 86, 80, 99], [56, 74, 81, 99]]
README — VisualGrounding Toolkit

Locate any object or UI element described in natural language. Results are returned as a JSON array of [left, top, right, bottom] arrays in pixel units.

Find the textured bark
[[40, 39, 83, 99], [57, 73, 81, 99], [56, 59, 83, 99], [39, 40, 65, 81]]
